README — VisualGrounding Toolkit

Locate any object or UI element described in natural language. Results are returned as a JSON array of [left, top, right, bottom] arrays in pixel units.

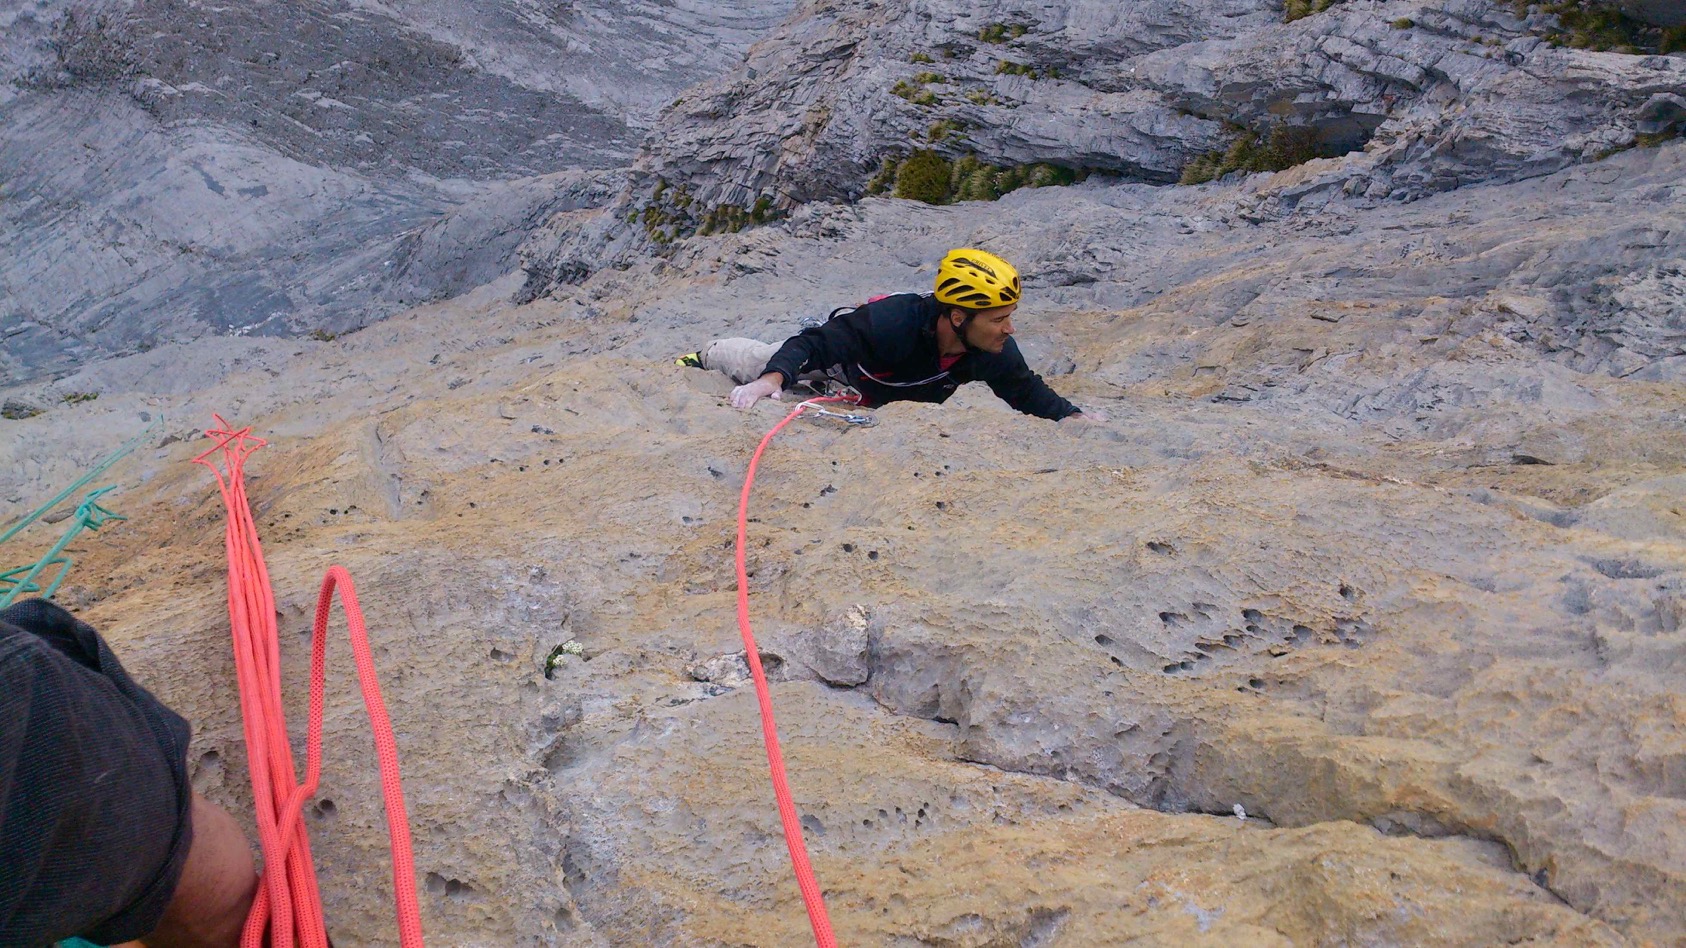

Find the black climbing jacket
[[760, 293, 1080, 421]]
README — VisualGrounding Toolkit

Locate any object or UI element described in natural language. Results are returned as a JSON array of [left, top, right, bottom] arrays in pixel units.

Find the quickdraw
[[803, 406, 877, 427]]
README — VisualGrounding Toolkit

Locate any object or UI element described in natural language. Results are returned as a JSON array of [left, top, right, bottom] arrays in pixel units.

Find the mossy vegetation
[[1284, 0, 1344, 23], [978, 22, 1030, 43], [893, 53, 1048, 114], [926, 118, 961, 142], [640, 198, 680, 244], [891, 78, 940, 106], [61, 391, 99, 404], [869, 150, 1088, 204], [865, 155, 900, 195], [697, 196, 780, 236], [994, 60, 1059, 79], [1179, 125, 1333, 185], [910, 52, 934, 64], [636, 179, 783, 244], [1392, 17, 1415, 29], [889, 150, 953, 203], [1513, 1, 1686, 53]]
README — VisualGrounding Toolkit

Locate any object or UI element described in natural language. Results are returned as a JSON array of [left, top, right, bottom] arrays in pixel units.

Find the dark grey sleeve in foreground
[[0, 600, 195, 947], [981, 340, 1081, 420], [760, 307, 876, 386]]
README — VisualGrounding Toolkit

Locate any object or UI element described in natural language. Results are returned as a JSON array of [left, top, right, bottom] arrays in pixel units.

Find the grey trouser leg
[[701, 338, 782, 384]]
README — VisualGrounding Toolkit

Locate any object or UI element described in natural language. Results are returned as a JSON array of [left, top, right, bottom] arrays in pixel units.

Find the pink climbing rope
[[735, 396, 858, 948], [196, 417, 424, 948]]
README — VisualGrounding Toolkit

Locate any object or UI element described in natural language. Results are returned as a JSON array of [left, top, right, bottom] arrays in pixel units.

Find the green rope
[[0, 415, 159, 548], [17, 422, 158, 947], [0, 487, 126, 609]]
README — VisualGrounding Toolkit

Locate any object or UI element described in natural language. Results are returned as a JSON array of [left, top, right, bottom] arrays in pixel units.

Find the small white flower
[[546, 640, 586, 671]]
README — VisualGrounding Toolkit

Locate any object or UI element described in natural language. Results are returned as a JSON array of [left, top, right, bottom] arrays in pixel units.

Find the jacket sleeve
[[760, 306, 876, 385], [981, 339, 1081, 420]]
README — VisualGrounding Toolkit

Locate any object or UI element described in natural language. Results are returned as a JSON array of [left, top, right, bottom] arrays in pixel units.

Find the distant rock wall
[[633, 0, 1686, 211], [0, 0, 794, 383]]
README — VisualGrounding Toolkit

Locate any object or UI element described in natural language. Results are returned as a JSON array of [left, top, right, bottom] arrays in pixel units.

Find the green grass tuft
[[876, 151, 1088, 205], [1515, 1, 1686, 53], [892, 150, 953, 203], [1284, 0, 1343, 23], [1180, 125, 1329, 185]]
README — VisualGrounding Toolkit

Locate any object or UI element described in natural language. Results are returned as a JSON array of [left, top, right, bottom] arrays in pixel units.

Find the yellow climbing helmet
[[934, 248, 1021, 310]]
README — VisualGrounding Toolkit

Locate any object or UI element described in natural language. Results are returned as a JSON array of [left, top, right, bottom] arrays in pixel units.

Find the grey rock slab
[[0, 90, 442, 382], [16, 0, 797, 178], [0, 0, 794, 381], [613, 0, 1686, 239], [3, 5, 1686, 944], [769, 604, 873, 687]]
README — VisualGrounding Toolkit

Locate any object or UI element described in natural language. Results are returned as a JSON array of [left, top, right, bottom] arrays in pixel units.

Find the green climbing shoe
[[674, 351, 704, 369]]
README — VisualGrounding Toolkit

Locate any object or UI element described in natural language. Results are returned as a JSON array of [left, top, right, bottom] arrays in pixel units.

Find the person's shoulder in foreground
[[1, 599, 256, 947]]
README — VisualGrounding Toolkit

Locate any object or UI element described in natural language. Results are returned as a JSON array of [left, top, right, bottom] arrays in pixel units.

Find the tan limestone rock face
[[2, 144, 1683, 945]]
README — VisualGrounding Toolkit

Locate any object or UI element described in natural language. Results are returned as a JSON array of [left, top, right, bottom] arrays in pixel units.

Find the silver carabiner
[[804, 406, 877, 428]]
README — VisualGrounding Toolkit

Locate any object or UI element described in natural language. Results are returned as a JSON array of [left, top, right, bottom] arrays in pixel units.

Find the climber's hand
[[1062, 406, 1109, 424], [730, 375, 785, 409]]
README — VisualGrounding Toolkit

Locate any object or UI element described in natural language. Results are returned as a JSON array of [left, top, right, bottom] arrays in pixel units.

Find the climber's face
[[953, 303, 1017, 354]]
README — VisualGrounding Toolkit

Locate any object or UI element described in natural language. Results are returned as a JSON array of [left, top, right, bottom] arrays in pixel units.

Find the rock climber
[[0, 597, 257, 948], [676, 248, 1106, 424]]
